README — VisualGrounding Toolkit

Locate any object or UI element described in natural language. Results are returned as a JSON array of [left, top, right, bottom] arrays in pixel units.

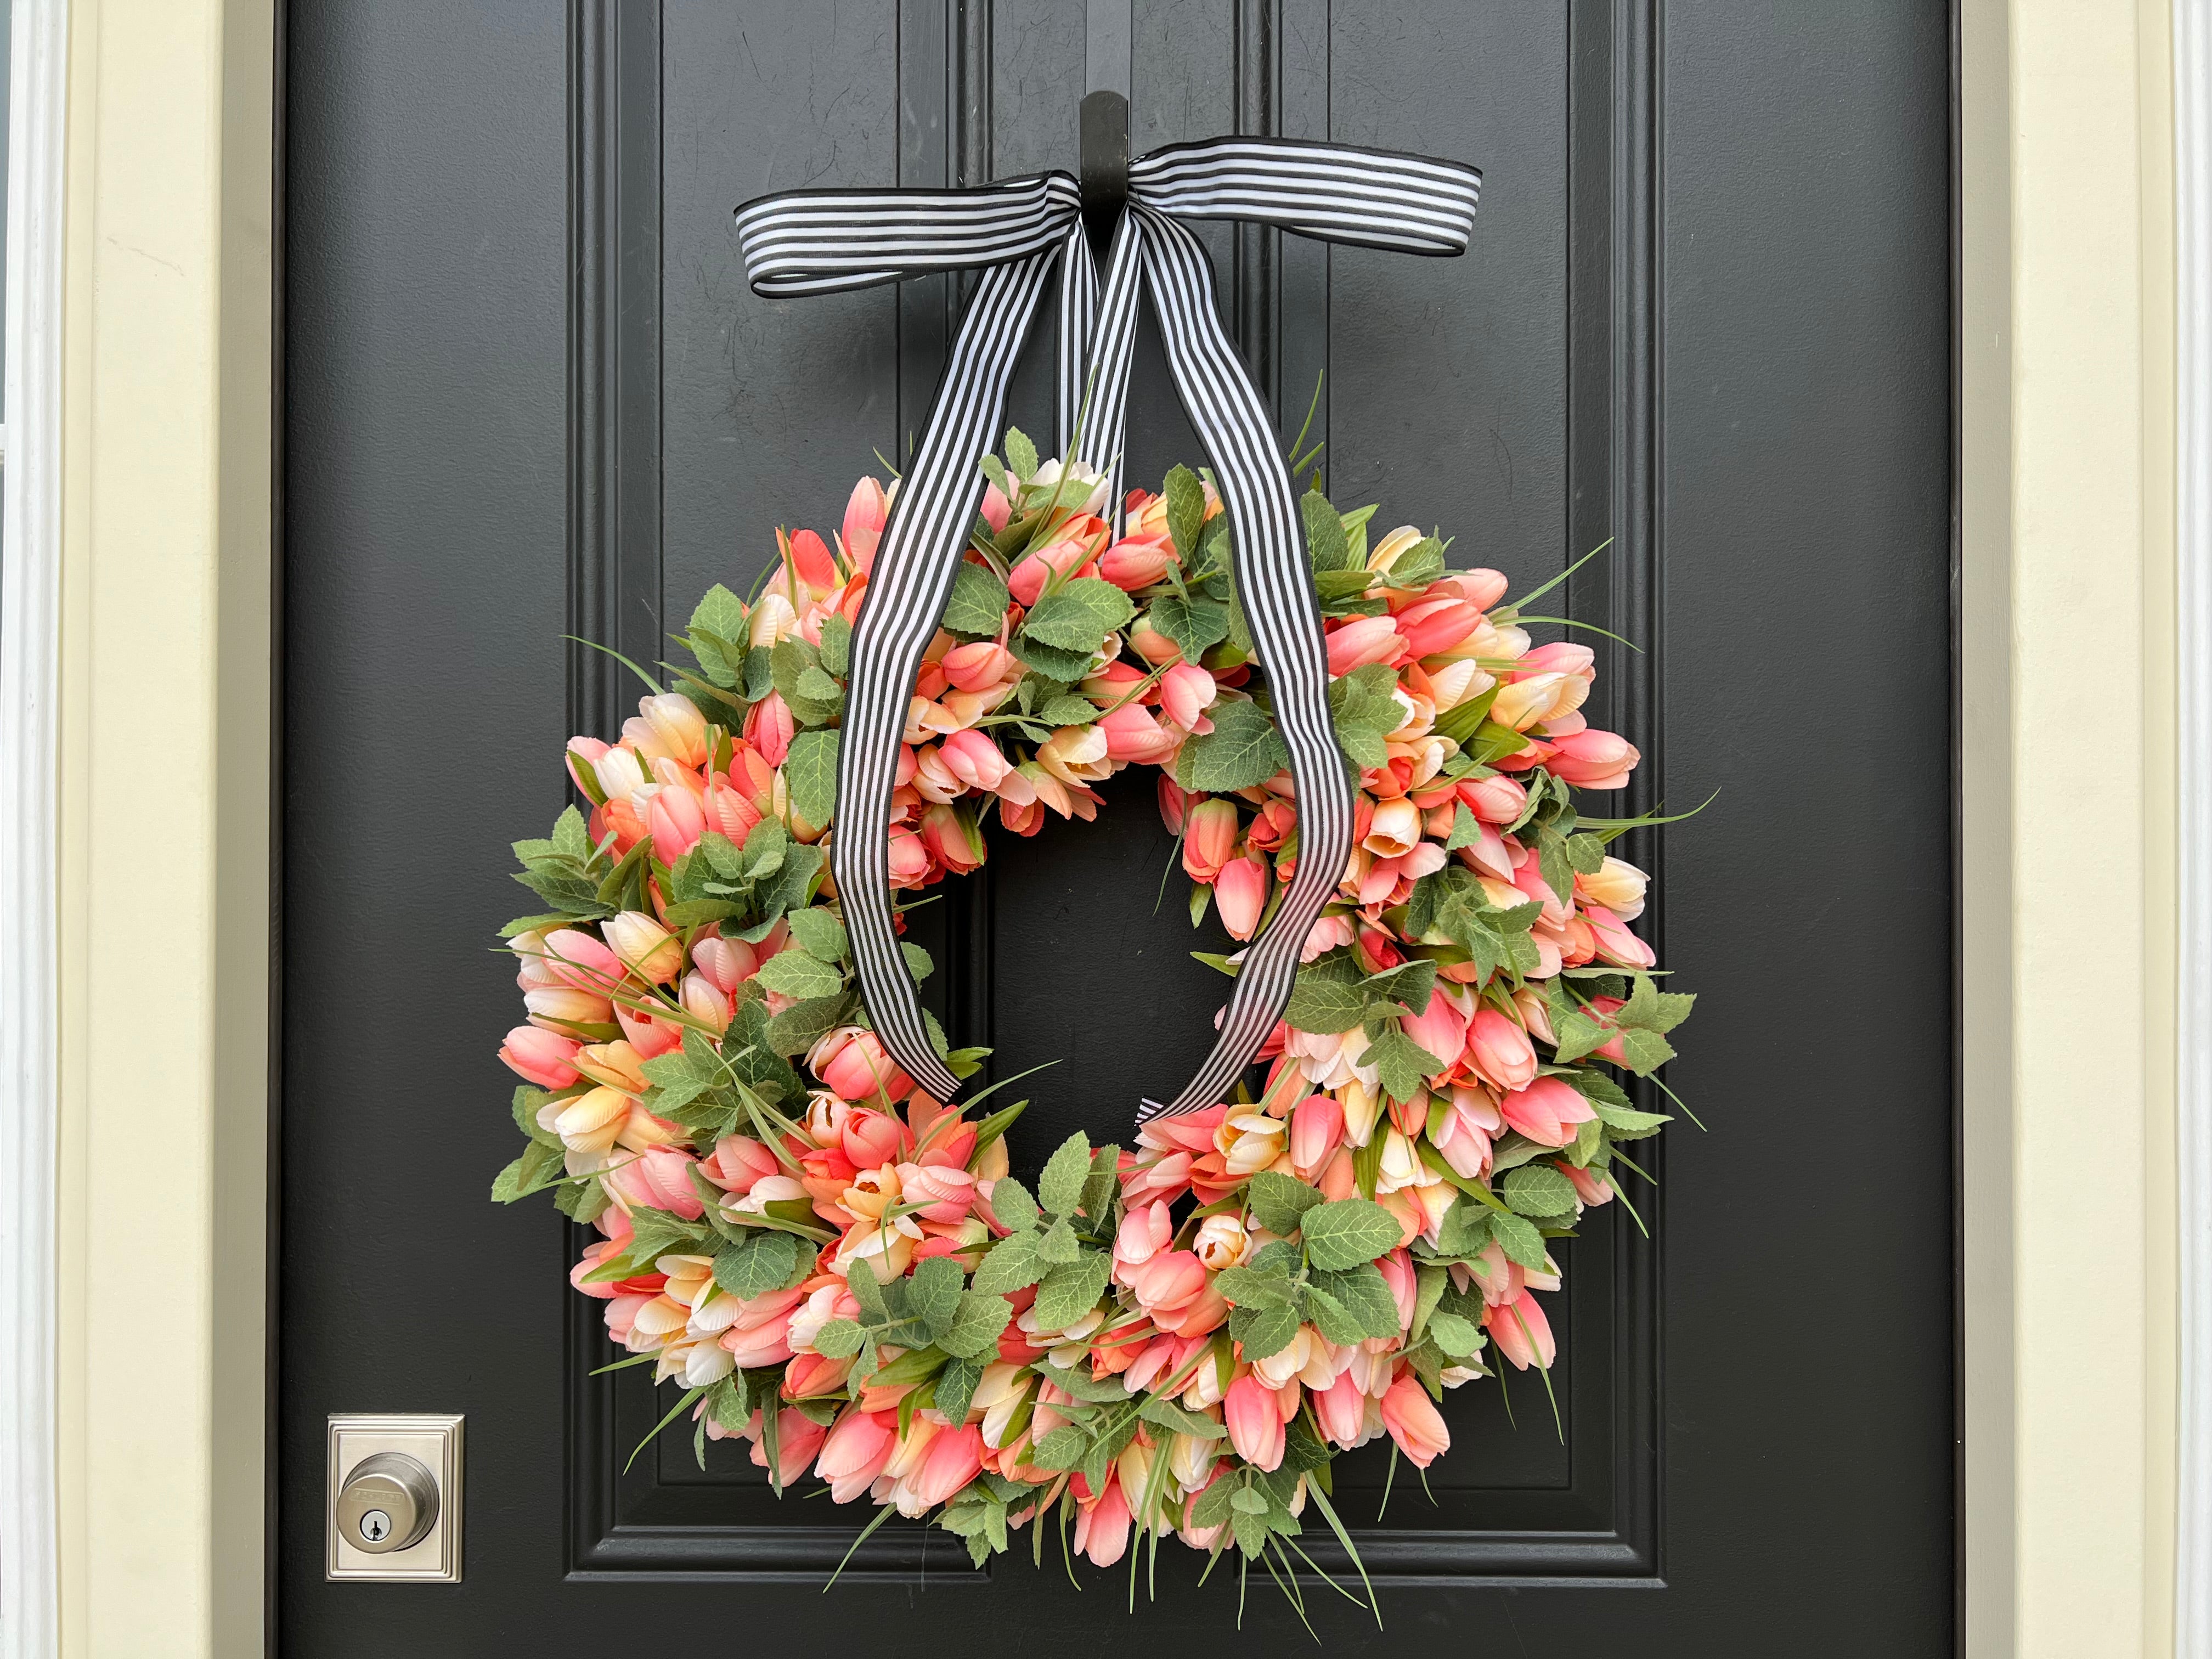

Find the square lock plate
[[326, 1413, 464, 1581]]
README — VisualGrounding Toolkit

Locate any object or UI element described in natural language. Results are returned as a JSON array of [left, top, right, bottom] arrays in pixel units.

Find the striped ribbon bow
[[733, 137, 1482, 1123]]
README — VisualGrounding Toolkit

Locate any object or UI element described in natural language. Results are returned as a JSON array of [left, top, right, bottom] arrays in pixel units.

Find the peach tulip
[[1379, 1374, 1451, 1467], [1158, 663, 1218, 734], [1485, 1289, 1557, 1370], [1547, 727, 1638, 788], [812, 1030, 916, 1106], [843, 476, 888, 571], [816, 1408, 898, 1503], [1498, 1076, 1597, 1147], [1464, 1009, 1538, 1092], [1215, 854, 1270, 941], [1182, 798, 1239, 882], [1224, 1374, 1286, 1471], [604, 911, 683, 983], [501, 1025, 580, 1088], [1074, 1473, 1133, 1567]]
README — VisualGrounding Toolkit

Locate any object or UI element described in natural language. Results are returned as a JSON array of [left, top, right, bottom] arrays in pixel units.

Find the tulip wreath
[[490, 435, 1691, 1611]]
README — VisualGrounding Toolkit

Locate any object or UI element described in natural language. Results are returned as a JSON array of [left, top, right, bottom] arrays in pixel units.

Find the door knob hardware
[[325, 1413, 464, 1582]]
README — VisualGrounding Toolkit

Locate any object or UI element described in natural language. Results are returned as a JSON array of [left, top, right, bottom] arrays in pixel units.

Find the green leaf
[[989, 1177, 1041, 1234], [763, 991, 853, 1058], [1036, 1131, 1093, 1217], [1035, 1217, 1081, 1265], [811, 1318, 867, 1359], [782, 730, 840, 829], [1139, 1395, 1226, 1440], [1489, 1210, 1549, 1271], [1004, 426, 1039, 481], [907, 1255, 964, 1340], [1229, 1300, 1301, 1362], [1020, 577, 1135, 655], [1617, 1027, 1677, 1075], [1164, 465, 1207, 561], [1358, 1026, 1446, 1106], [754, 949, 843, 1001], [817, 612, 852, 678], [939, 1290, 1015, 1360], [1212, 1265, 1296, 1309], [489, 1137, 565, 1203], [714, 1229, 801, 1299], [943, 561, 1013, 637], [1299, 1198, 1403, 1270], [1284, 952, 1366, 1035], [1445, 802, 1483, 852], [1146, 593, 1231, 663], [972, 1231, 1045, 1294], [1030, 1425, 1087, 1472], [785, 905, 848, 964], [1426, 1310, 1486, 1359], [1175, 698, 1289, 793], [1432, 1198, 1494, 1259], [1245, 1171, 1327, 1237], [1034, 694, 1100, 726], [1029, 1249, 1112, 1332], [934, 1356, 986, 1424], [1502, 1164, 1577, 1218], [1311, 1261, 1403, 1341], [1190, 1479, 1238, 1528], [900, 940, 934, 983], [1301, 489, 1353, 573], [1360, 959, 1437, 1019]]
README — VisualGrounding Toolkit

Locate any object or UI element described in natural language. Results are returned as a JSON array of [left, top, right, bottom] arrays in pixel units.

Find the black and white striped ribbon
[[735, 137, 1481, 1123]]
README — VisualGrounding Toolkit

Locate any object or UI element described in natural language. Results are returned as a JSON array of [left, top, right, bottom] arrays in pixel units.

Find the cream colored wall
[[39, 2, 2183, 1655], [1961, 1, 2180, 1655], [53, 1, 274, 1655]]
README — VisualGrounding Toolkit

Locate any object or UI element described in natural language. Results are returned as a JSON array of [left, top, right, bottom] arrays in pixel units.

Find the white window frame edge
[[2180, 0, 2212, 1649], [0, 3, 67, 1657]]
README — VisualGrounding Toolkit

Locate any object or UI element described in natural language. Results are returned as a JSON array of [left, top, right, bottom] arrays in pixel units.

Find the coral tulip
[[843, 476, 888, 572], [816, 1409, 898, 1503], [1215, 854, 1270, 941], [1485, 1290, 1557, 1370], [1465, 1009, 1538, 1092], [1547, 727, 1639, 788], [501, 1025, 580, 1088], [1380, 1374, 1451, 1467], [1224, 1374, 1286, 1471], [1497, 1076, 1597, 1147], [1183, 798, 1239, 882]]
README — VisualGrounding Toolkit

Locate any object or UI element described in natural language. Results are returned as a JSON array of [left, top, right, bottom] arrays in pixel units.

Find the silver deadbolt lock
[[335, 1452, 438, 1553], [326, 1413, 464, 1581]]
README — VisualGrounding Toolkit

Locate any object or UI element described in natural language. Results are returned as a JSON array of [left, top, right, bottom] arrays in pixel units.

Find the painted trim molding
[[0, 5, 70, 1657], [2178, 0, 2212, 1647]]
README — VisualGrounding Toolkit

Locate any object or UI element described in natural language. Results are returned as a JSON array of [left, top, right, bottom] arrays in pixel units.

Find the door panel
[[282, 2, 1951, 1649]]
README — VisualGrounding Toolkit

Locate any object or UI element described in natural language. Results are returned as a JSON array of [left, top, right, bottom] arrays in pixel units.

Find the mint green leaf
[[1299, 1198, 1403, 1270], [1162, 464, 1207, 561], [972, 1231, 1045, 1295], [812, 1318, 866, 1359], [1502, 1164, 1577, 1218], [817, 612, 852, 678], [1004, 427, 1039, 481], [943, 561, 1013, 637], [934, 1356, 986, 1423], [1301, 489, 1353, 573], [1617, 1027, 1677, 1075], [939, 1290, 1015, 1361], [1312, 1261, 1403, 1341], [1446, 802, 1482, 852], [782, 730, 839, 830], [785, 905, 848, 964], [1212, 1265, 1296, 1309], [907, 1255, 964, 1340], [989, 1177, 1041, 1234], [1020, 577, 1135, 655], [1358, 1026, 1446, 1106], [1139, 1395, 1227, 1440], [754, 949, 843, 1001], [1036, 1131, 1093, 1217], [1426, 1310, 1486, 1359], [763, 991, 853, 1059], [1229, 1300, 1301, 1362], [1175, 698, 1289, 792], [1285, 952, 1365, 1035], [1147, 593, 1230, 663], [1029, 1249, 1112, 1332], [714, 1229, 800, 1299], [1489, 1210, 1549, 1271], [1245, 1170, 1327, 1237]]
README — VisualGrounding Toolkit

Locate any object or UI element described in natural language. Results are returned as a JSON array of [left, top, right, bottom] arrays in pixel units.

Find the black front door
[[281, 3, 1954, 1650]]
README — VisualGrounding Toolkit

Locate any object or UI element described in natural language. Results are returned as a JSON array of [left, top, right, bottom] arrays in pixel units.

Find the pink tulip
[[839, 1107, 905, 1169], [1485, 1290, 1557, 1370], [746, 692, 794, 765], [1215, 854, 1270, 942], [646, 785, 707, 865], [536, 927, 623, 994], [978, 482, 1012, 533], [702, 780, 764, 847], [910, 1423, 985, 1508], [607, 1146, 704, 1219], [1007, 537, 1096, 607], [898, 1161, 974, 1223], [1380, 1374, 1451, 1467], [1074, 1472, 1133, 1567], [748, 1406, 827, 1485], [886, 828, 930, 889], [789, 528, 838, 595], [1393, 597, 1484, 659], [1497, 1076, 1596, 1147], [814, 1031, 916, 1106], [920, 803, 986, 874], [1158, 663, 1218, 734], [691, 935, 758, 994], [1126, 1250, 1207, 1318], [941, 639, 1017, 694], [1326, 614, 1406, 675], [1583, 903, 1656, 969], [1547, 727, 1639, 789], [938, 730, 1013, 795], [1224, 1374, 1286, 1471], [1097, 533, 1176, 590], [501, 1025, 580, 1088], [1563, 1161, 1612, 1207], [1115, 1200, 1172, 1267], [613, 1000, 684, 1058], [816, 1408, 899, 1503], [1290, 1096, 1344, 1178], [1465, 1009, 1538, 1092], [843, 477, 889, 572], [1314, 1370, 1368, 1448], [1460, 774, 1527, 825], [1401, 988, 1469, 1070], [702, 1134, 780, 1194], [1182, 798, 1239, 882]]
